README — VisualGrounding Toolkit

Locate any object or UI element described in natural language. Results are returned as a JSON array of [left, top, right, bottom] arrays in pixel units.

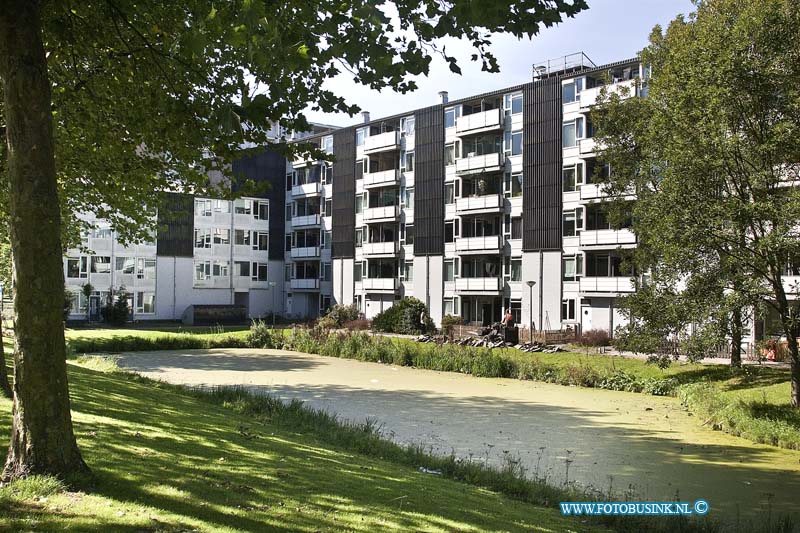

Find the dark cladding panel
[[156, 192, 194, 257], [332, 127, 356, 259], [413, 105, 445, 256], [522, 78, 562, 251], [232, 149, 288, 260]]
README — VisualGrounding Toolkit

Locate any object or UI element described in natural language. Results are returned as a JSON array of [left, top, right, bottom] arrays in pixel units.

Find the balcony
[[579, 276, 636, 294], [364, 131, 400, 154], [363, 205, 400, 222], [291, 278, 320, 291], [455, 235, 502, 254], [579, 229, 636, 247], [456, 108, 503, 135], [292, 182, 321, 197], [362, 241, 399, 257], [455, 153, 504, 175], [455, 194, 503, 214], [291, 246, 320, 259], [580, 79, 638, 109], [361, 278, 397, 292], [363, 169, 400, 189], [455, 277, 501, 293], [579, 137, 596, 155], [291, 214, 320, 228]]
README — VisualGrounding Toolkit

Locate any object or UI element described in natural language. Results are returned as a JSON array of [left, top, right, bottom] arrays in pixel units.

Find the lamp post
[[269, 281, 277, 328], [526, 280, 536, 342]]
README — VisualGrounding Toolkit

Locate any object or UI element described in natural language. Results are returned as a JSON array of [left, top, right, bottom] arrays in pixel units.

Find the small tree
[[81, 283, 94, 321], [102, 289, 130, 327]]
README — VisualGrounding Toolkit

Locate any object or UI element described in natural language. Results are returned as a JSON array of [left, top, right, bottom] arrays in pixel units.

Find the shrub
[[342, 319, 371, 331], [372, 297, 434, 334], [316, 314, 338, 330], [440, 314, 463, 337], [577, 329, 611, 348], [102, 290, 130, 326]]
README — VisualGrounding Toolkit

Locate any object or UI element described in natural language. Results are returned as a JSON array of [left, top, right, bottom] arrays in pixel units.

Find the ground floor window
[[562, 298, 577, 321], [135, 291, 155, 314]]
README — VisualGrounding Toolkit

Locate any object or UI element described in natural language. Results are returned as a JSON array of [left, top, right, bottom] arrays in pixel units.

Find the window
[[285, 264, 291, 281], [444, 259, 455, 282], [135, 292, 155, 314], [445, 221, 455, 243], [136, 258, 156, 280], [285, 235, 292, 252], [212, 199, 230, 213], [403, 261, 414, 282], [212, 260, 229, 277], [252, 232, 269, 251], [115, 257, 135, 275], [194, 228, 211, 249], [355, 228, 363, 248], [563, 164, 583, 192], [402, 151, 415, 172], [254, 200, 269, 220], [251, 262, 269, 281], [562, 298, 577, 321], [321, 135, 334, 154], [507, 172, 522, 197], [511, 217, 522, 240], [562, 209, 583, 237], [234, 229, 250, 246], [286, 173, 293, 191], [403, 187, 414, 210], [510, 259, 522, 282], [234, 199, 251, 215], [91, 256, 111, 274], [69, 291, 87, 313], [324, 199, 332, 217], [445, 183, 455, 204], [562, 255, 584, 281], [354, 262, 363, 282], [405, 225, 414, 246], [562, 117, 584, 148], [505, 130, 522, 156], [355, 194, 364, 214], [234, 261, 250, 277], [445, 143, 456, 165], [194, 199, 212, 216], [444, 107, 459, 129], [401, 116, 415, 136], [443, 298, 455, 316], [323, 165, 332, 185], [356, 127, 367, 146], [194, 261, 211, 281], [323, 231, 332, 249], [505, 93, 523, 114], [92, 227, 113, 239], [213, 228, 230, 245], [562, 78, 583, 104], [67, 257, 88, 279], [322, 262, 332, 281]]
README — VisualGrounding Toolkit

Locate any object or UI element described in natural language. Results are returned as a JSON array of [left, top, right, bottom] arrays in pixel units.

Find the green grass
[[0, 355, 600, 532]]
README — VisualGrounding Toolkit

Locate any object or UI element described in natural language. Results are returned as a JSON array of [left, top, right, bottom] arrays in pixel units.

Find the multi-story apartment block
[[65, 53, 650, 333]]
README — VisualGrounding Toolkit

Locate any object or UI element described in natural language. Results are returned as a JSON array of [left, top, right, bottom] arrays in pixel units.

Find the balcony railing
[[291, 214, 321, 228], [455, 194, 503, 214], [364, 131, 400, 153], [579, 137, 596, 155], [290, 246, 320, 259], [455, 152, 503, 175], [292, 182, 321, 197], [455, 108, 503, 135], [363, 205, 400, 222], [361, 278, 397, 292], [455, 235, 501, 253], [455, 277, 501, 292], [579, 276, 636, 294], [579, 228, 636, 247], [363, 168, 400, 189], [291, 278, 320, 291], [361, 241, 399, 256]]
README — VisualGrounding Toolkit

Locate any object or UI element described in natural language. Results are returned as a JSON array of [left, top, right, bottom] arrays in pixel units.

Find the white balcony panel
[[579, 277, 636, 294], [364, 131, 400, 153], [455, 108, 503, 135], [291, 246, 320, 259], [292, 182, 321, 197], [193, 277, 230, 289], [579, 229, 637, 247], [291, 278, 320, 291], [455, 277, 501, 292], [579, 138, 596, 155], [580, 79, 638, 110], [292, 214, 320, 228], [455, 153, 503, 175], [363, 169, 400, 189], [362, 241, 399, 256], [363, 205, 400, 222], [455, 194, 503, 214], [455, 235, 501, 254], [362, 278, 397, 292]]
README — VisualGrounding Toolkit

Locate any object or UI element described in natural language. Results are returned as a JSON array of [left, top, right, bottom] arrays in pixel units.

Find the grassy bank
[[66, 324, 798, 451]]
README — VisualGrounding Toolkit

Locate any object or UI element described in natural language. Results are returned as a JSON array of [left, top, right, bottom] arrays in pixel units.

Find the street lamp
[[526, 280, 536, 341], [269, 281, 277, 328]]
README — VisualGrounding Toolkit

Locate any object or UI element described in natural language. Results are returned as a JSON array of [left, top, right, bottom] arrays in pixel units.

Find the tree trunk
[[0, 323, 12, 399], [788, 331, 800, 408], [0, 1, 88, 480], [730, 307, 742, 369]]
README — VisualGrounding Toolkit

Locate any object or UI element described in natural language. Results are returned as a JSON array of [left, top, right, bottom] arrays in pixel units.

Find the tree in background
[[592, 0, 800, 403], [0, 0, 588, 480]]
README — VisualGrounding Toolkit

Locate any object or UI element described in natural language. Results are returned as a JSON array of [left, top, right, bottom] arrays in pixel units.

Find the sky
[[304, 0, 695, 127]]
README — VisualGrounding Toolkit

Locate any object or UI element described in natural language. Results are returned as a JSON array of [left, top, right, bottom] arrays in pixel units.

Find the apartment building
[[274, 53, 646, 332]]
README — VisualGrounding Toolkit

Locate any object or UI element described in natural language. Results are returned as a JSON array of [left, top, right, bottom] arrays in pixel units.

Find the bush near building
[[372, 297, 435, 334]]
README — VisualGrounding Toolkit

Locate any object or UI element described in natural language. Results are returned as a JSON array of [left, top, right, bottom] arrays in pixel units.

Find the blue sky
[[305, 0, 694, 127]]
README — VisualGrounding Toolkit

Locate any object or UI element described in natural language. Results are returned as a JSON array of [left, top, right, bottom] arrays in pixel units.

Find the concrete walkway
[[118, 348, 800, 518]]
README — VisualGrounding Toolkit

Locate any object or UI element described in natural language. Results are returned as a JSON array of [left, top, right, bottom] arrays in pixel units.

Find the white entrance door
[[581, 305, 593, 333]]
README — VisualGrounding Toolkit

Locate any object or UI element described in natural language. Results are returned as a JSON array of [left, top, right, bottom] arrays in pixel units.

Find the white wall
[[521, 251, 562, 331]]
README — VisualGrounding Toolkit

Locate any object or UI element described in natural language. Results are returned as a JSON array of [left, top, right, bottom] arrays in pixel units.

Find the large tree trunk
[[0, 1, 88, 480], [788, 332, 800, 408], [730, 307, 743, 369]]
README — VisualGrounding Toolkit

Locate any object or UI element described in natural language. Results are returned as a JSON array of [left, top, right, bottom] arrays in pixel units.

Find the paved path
[[118, 348, 800, 518]]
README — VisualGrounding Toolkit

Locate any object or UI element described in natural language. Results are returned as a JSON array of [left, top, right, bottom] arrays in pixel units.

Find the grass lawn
[[0, 355, 596, 532]]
